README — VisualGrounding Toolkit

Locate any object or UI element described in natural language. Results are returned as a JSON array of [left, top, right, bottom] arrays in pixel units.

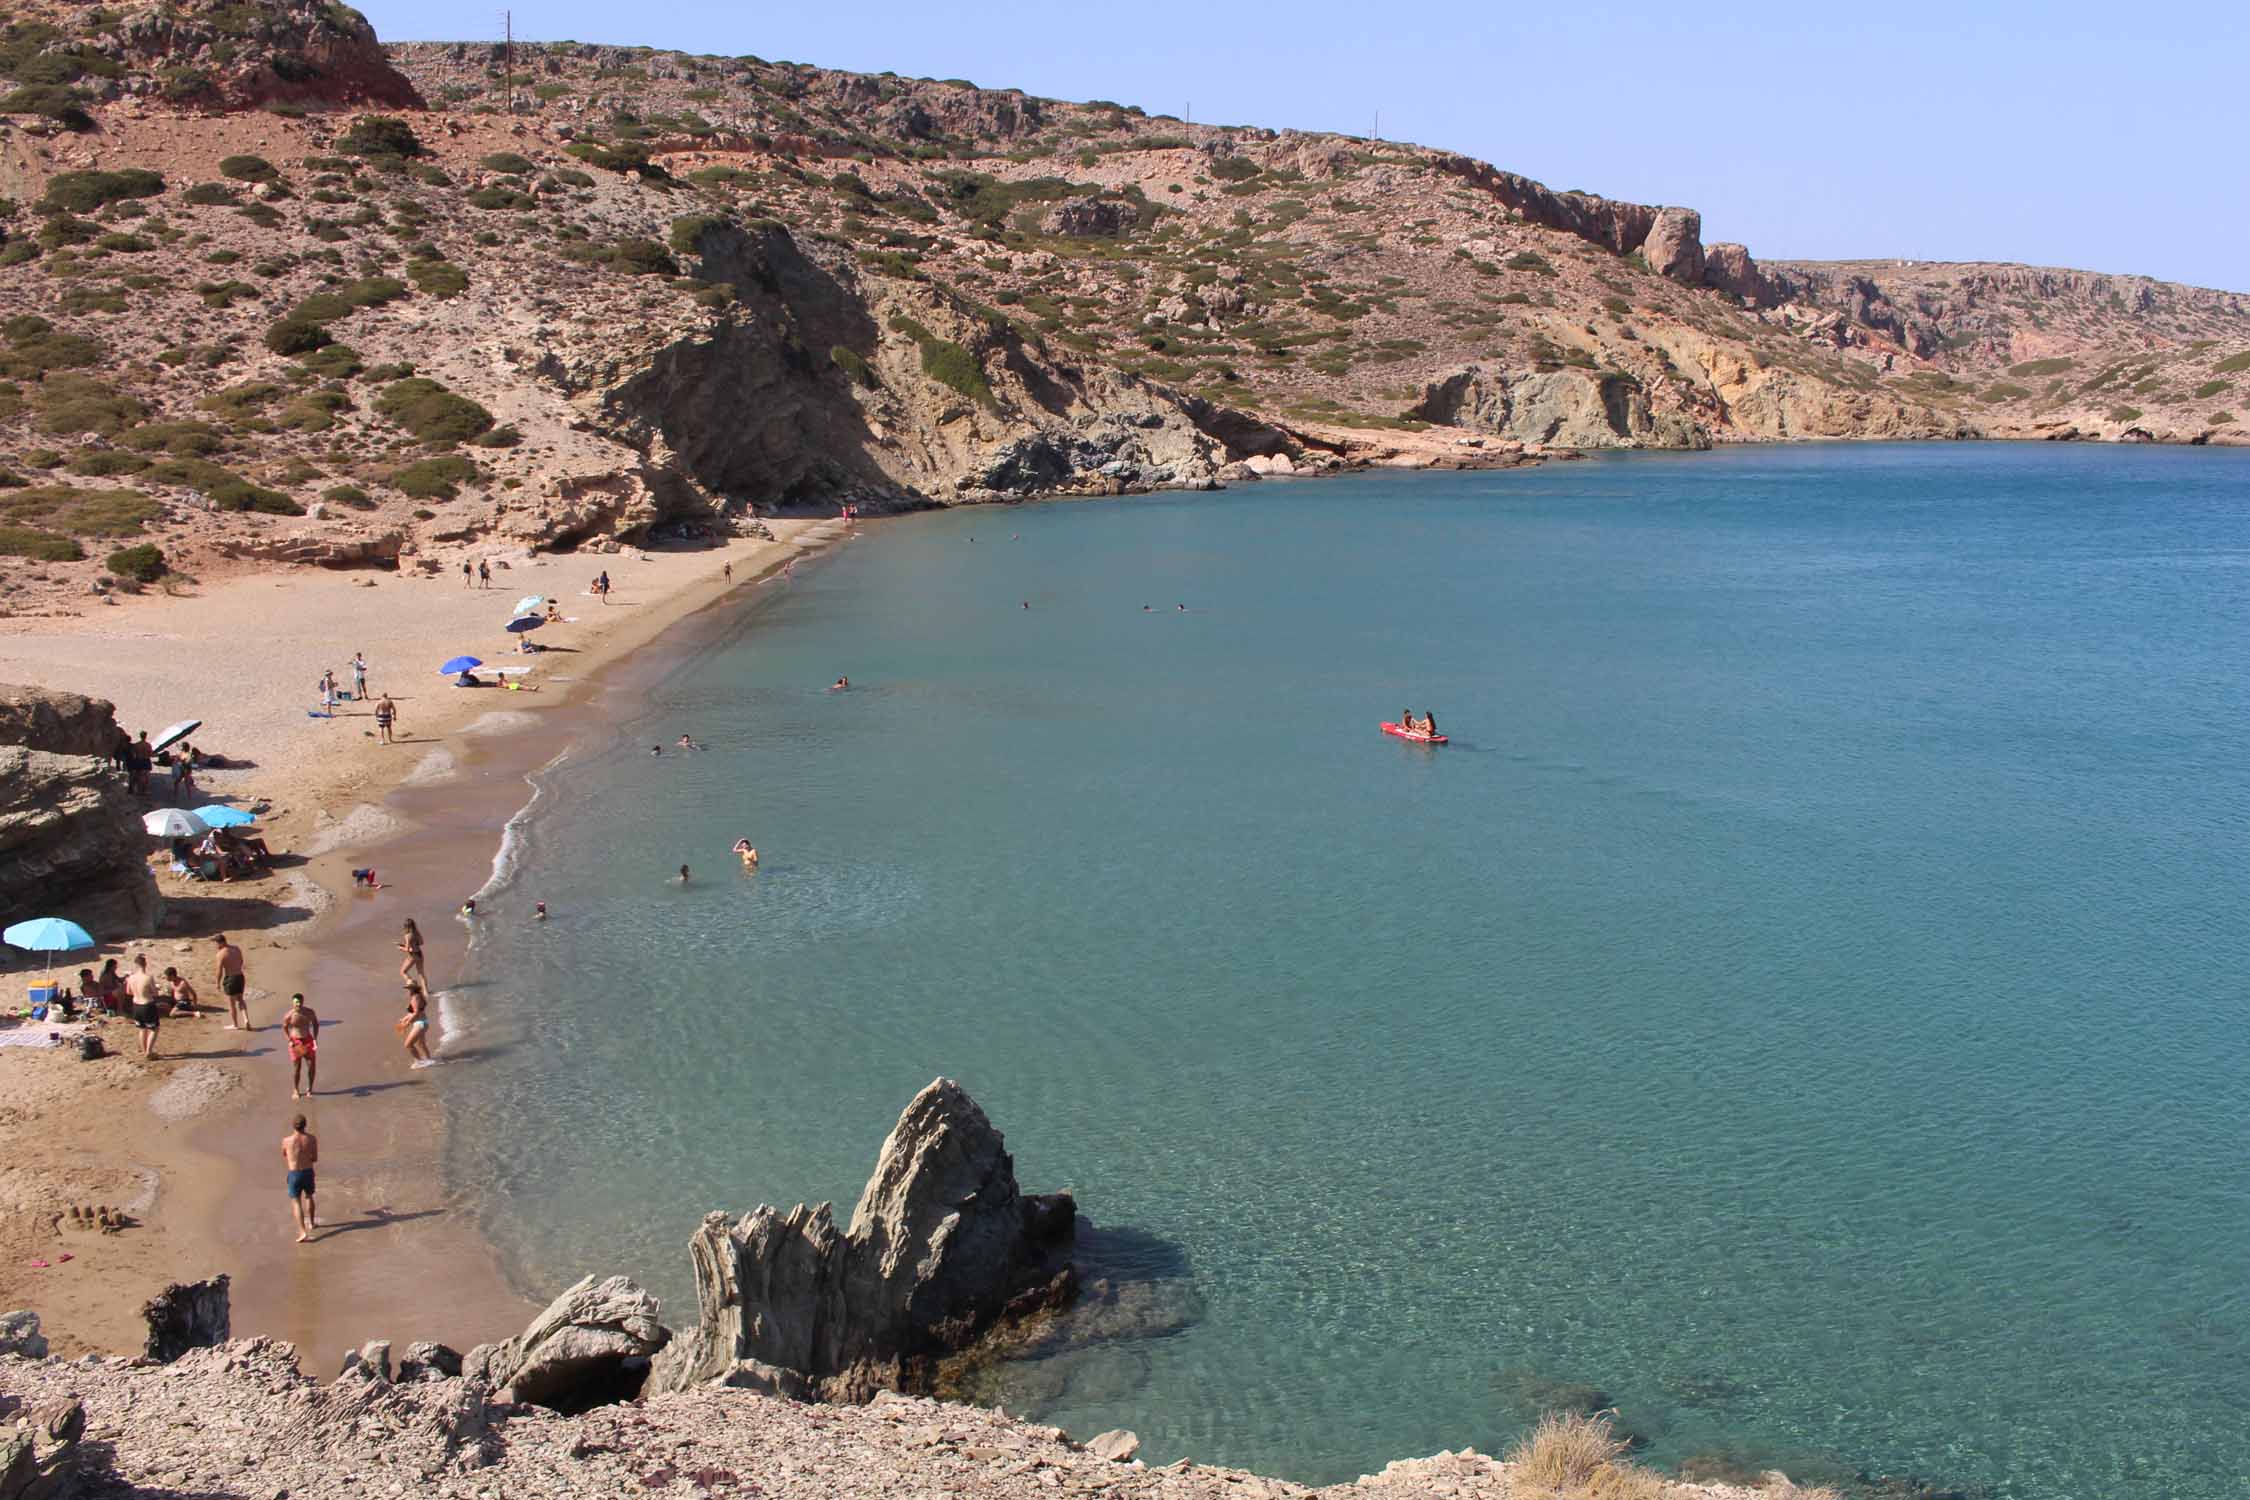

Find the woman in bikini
[[398, 919, 427, 987], [395, 981, 434, 1068]]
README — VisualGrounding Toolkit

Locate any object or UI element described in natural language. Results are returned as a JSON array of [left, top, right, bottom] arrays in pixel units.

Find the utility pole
[[501, 9, 515, 115], [1373, 109, 1380, 141]]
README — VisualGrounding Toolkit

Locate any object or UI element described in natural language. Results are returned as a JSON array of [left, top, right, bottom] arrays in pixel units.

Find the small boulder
[[1087, 1429, 1141, 1463], [463, 1274, 668, 1411], [0, 1310, 48, 1360], [142, 1276, 229, 1364]]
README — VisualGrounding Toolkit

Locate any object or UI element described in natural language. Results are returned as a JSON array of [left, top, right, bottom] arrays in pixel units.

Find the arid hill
[[0, 2, 2243, 612]]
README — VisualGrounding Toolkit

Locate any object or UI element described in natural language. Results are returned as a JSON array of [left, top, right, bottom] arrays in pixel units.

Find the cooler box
[[27, 985, 56, 1006]]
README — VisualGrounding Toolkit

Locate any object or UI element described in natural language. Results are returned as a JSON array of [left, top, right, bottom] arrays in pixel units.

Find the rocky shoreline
[[0, 1079, 1837, 1500]]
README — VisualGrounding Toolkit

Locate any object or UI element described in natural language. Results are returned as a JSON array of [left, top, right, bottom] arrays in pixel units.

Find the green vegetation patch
[[37, 168, 163, 213], [407, 257, 468, 297], [2007, 357, 2076, 379], [337, 114, 426, 163], [2193, 379, 2232, 400], [1980, 382, 2033, 402], [103, 542, 165, 582], [182, 182, 240, 206], [2108, 405, 2143, 423], [391, 454, 479, 499], [218, 154, 278, 183], [480, 152, 538, 175], [0, 314, 101, 376], [373, 377, 494, 444], [0, 482, 158, 537], [887, 313, 997, 411], [2216, 351, 2250, 375], [1505, 252, 1558, 276], [830, 345, 877, 388], [668, 213, 732, 256], [0, 84, 94, 131], [36, 374, 146, 436]]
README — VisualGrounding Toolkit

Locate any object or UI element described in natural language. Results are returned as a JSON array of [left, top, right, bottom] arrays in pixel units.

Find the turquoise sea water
[[443, 444, 2250, 1495]]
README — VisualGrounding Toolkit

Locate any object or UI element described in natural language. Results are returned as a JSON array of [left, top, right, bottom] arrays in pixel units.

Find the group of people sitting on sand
[[58, 960, 205, 1021], [170, 827, 272, 882], [1399, 710, 1440, 737]]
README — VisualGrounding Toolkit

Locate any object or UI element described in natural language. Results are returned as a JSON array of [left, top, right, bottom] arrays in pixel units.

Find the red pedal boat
[[1381, 721, 1448, 744]]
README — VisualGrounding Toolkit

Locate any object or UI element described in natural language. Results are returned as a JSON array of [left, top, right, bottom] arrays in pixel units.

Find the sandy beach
[[0, 520, 851, 1360]]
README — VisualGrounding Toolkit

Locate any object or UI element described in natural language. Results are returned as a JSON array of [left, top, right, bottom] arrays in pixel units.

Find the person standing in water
[[282, 1115, 318, 1244], [283, 993, 320, 1099], [678, 864, 691, 884], [398, 919, 426, 988], [396, 981, 434, 1068]]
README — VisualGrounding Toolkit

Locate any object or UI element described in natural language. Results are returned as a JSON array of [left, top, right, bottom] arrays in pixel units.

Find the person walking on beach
[[462, 560, 473, 588], [477, 558, 491, 589], [214, 935, 248, 1030], [351, 652, 368, 700], [125, 954, 160, 1058], [396, 981, 434, 1068], [282, 1115, 318, 1244], [374, 693, 397, 744], [283, 993, 319, 1099], [319, 670, 338, 717], [398, 919, 426, 988]]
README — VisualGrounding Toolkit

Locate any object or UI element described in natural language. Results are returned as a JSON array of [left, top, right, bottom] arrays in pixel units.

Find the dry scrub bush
[[1508, 1410, 1629, 1489]]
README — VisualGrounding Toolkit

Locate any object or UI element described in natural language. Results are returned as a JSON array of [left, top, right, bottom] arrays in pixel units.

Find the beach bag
[[77, 1034, 104, 1061]]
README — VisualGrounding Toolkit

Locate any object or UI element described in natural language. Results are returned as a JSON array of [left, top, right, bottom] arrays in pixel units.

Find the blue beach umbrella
[[193, 804, 257, 828], [503, 615, 543, 634], [441, 656, 483, 675], [3, 918, 94, 955]]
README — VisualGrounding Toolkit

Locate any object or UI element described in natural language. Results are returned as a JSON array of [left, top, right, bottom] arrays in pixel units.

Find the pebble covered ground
[[0, 1338, 1813, 1500]]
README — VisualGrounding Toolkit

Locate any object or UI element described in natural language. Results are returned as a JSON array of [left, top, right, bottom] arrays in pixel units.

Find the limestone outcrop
[[462, 1275, 669, 1410], [0, 686, 119, 760], [1410, 366, 1708, 449], [100, 0, 423, 111], [650, 1078, 1078, 1400], [1644, 207, 1706, 285], [1703, 242, 1772, 305], [0, 684, 159, 939]]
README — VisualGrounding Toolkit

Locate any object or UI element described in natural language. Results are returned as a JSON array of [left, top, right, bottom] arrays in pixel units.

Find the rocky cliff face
[[0, 686, 156, 939], [1410, 366, 1708, 449], [650, 1078, 1077, 1400], [84, 0, 421, 111]]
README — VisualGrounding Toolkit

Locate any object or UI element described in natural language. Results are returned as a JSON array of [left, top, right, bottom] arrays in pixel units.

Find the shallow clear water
[[443, 443, 2250, 1495]]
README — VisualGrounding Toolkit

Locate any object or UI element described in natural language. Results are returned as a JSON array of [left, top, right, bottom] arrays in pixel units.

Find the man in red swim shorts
[[282, 993, 320, 1099]]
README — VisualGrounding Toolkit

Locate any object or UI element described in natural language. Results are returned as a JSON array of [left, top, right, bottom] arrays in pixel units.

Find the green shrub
[[35, 213, 96, 249], [0, 85, 93, 131], [235, 201, 283, 227], [341, 275, 407, 307], [391, 454, 478, 498], [322, 483, 374, 509], [1209, 156, 1260, 182], [604, 237, 678, 275], [831, 345, 877, 388], [37, 375, 146, 436], [338, 114, 425, 162], [297, 343, 364, 378], [103, 542, 165, 581], [668, 213, 731, 255], [2209, 411, 2236, 426], [65, 449, 149, 476], [2193, 379, 2231, 399], [1981, 382, 2033, 402], [94, 231, 151, 253], [119, 421, 223, 455], [218, 154, 278, 183], [0, 241, 35, 267], [182, 182, 240, 206], [465, 185, 535, 210], [2007, 356, 2075, 378], [37, 168, 163, 213], [472, 424, 521, 448], [0, 482, 158, 535], [208, 478, 298, 513], [0, 526, 80, 561], [279, 388, 351, 431], [2109, 405, 2143, 423], [0, 319, 100, 376], [480, 151, 538, 175], [917, 337, 994, 409], [199, 381, 283, 421], [407, 257, 468, 297], [2215, 351, 2250, 375], [1505, 251, 1557, 276], [374, 377, 494, 443], [363, 361, 415, 382], [264, 317, 331, 355]]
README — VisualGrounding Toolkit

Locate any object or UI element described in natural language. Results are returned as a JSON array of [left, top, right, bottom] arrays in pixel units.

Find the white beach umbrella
[[150, 719, 201, 753], [512, 595, 547, 617], [142, 808, 209, 839]]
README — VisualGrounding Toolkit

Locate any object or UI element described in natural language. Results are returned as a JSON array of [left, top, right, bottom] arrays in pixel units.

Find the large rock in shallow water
[[463, 1275, 668, 1410], [650, 1078, 1076, 1399]]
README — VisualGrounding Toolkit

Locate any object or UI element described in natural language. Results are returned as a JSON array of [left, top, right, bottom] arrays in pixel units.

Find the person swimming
[[677, 734, 702, 751], [533, 901, 547, 921], [678, 864, 691, 884], [732, 839, 759, 868], [831, 677, 849, 690]]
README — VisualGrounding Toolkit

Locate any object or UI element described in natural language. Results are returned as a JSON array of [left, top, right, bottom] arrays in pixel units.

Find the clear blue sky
[[364, 1, 2247, 291]]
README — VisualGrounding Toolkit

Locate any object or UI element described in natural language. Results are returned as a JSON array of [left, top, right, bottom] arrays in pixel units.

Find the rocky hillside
[[0, 3, 2242, 611]]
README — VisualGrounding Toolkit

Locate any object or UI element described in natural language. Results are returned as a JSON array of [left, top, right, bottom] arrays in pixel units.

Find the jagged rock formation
[[85, 0, 422, 111], [651, 1078, 1078, 1400], [1410, 366, 1708, 449], [461, 1275, 668, 1410], [141, 1275, 229, 1363], [0, 1393, 81, 1500], [0, 686, 158, 938]]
